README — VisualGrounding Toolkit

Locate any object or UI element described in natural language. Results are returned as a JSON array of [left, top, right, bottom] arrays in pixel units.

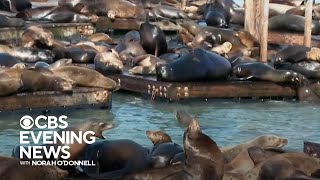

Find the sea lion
[[180, 21, 253, 52], [0, 156, 68, 180], [21, 26, 55, 48], [146, 131, 183, 168], [297, 85, 320, 104], [183, 119, 225, 180], [49, 58, 73, 70], [52, 66, 119, 91], [139, 12, 167, 56], [211, 42, 233, 55], [269, 14, 320, 35], [187, 30, 213, 49], [60, 0, 146, 18], [304, 141, 320, 159], [0, 78, 22, 96], [233, 62, 304, 84], [118, 41, 147, 63], [0, 14, 24, 27], [82, 140, 149, 179], [204, 3, 230, 28], [150, 5, 188, 19], [175, 110, 193, 127], [277, 61, 320, 79], [156, 48, 231, 82], [270, 0, 298, 6], [94, 50, 124, 74], [64, 46, 96, 63], [12, 47, 55, 63], [88, 33, 114, 44], [273, 45, 311, 65], [17, 6, 99, 23], [222, 135, 288, 163], [21, 70, 74, 92], [125, 119, 225, 180], [128, 54, 161, 75]]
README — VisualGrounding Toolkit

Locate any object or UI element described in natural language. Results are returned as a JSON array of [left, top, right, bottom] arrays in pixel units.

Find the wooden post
[[260, 0, 270, 62], [181, 0, 187, 10], [304, 0, 313, 47], [245, 0, 269, 62]]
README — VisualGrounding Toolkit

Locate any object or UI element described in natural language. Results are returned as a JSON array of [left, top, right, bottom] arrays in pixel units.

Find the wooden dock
[[109, 73, 297, 101], [0, 88, 111, 112]]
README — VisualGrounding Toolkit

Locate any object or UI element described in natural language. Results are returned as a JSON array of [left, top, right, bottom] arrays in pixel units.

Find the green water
[[0, 92, 319, 156]]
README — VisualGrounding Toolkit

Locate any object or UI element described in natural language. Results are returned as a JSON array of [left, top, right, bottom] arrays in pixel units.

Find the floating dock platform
[[109, 73, 297, 101], [0, 88, 111, 112]]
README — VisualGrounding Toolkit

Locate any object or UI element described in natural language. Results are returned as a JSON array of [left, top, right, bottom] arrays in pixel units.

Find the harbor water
[[0, 93, 319, 156]]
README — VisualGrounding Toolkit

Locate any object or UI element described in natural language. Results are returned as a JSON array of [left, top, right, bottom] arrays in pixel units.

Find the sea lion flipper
[[247, 146, 267, 165]]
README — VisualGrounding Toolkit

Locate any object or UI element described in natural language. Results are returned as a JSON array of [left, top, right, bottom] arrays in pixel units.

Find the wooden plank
[[0, 88, 111, 111], [260, 0, 269, 62], [109, 74, 297, 101], [95, 17, 181, 32], [268, 31, 320, 46], [304, 141, 320, 159], [304, 0, 313, 47], [244, 0, 262, 41], [0, 23, 95, 40]]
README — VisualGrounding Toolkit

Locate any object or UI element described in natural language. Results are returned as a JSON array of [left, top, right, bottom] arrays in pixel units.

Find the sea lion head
[[56, 78, 74, 92], [156, 63, 172, 81], [284, 71, 309, 86], [146, 130, 172, 145], [254, 135, 288, 149], [232, 64, 252, 78], [205, 11, 229, 28], [77, 119, 114, 139]]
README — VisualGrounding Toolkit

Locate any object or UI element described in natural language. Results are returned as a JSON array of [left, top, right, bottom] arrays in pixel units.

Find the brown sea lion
[[59, 0, 146, 18], [52, 66, 119, 91], [21, 26, 54, 48], [0, 78, 22, 96], [211, 42, 233, 55], [21, 70, 74, 92], [222, 135, 288, 163], [124, 119, 225, 180], [175, 110, 193, 127], [94, 50, 124, 74], [0, 156, 68, 180], [88, 33, 114, 44]]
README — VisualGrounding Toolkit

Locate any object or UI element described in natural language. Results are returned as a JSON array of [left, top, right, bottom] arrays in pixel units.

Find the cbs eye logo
[[20, 115, 34, 130]]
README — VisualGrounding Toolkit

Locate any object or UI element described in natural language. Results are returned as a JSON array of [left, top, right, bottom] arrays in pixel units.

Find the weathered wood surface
[[304, 0, 313, 47], [95, 17, 181, 32], [0, 23, 95, 40], [109, 73, 297, 101], [0, 88, 111, 111], [304, 141, 320, 159]]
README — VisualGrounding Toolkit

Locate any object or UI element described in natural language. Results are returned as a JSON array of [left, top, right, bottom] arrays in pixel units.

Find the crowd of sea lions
[[0, 111, 319, 180]]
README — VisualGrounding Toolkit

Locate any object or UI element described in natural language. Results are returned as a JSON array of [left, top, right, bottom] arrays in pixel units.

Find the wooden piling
[[245, 0, 269, 62], [260, 0, 270, 62], [304, 0, 313, 47]]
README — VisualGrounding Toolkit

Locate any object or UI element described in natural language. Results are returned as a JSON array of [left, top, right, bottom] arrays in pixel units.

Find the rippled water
[[0, 93, 319, 156]]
